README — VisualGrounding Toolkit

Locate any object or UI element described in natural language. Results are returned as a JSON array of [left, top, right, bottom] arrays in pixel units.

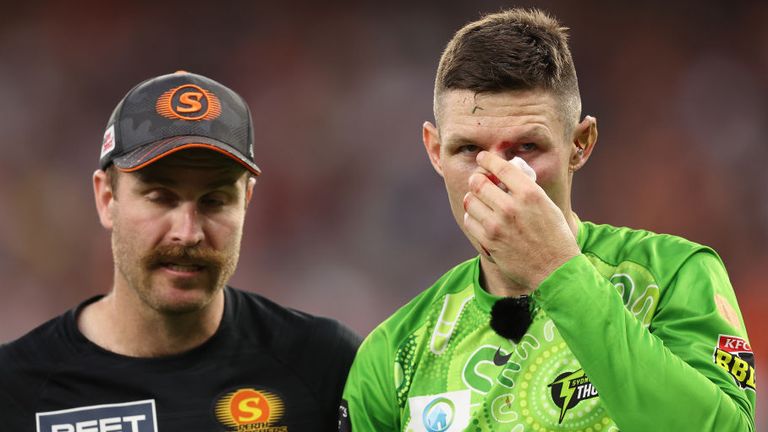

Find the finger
[[463, 191, 494, 227], [476, 151, 530, 191], [468, 172, 513, 213], [465, 181, 510, 245], [463, 212, 492, 257]]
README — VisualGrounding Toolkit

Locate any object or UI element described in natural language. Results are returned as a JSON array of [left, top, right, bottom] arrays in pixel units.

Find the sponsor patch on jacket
[[36, 399, 157, 432], [713, 335, 755, 391], [408, 390, 470, 432]]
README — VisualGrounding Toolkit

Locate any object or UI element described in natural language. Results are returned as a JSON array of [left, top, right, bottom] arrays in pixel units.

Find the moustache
[[144, 244, 226, 270]]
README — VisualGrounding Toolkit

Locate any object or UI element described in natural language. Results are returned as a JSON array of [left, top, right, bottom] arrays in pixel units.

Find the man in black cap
[[0, 71, 360, 431]]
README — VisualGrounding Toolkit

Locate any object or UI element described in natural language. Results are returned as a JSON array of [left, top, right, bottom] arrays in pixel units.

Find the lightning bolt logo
[[548, 369, 599, 424]]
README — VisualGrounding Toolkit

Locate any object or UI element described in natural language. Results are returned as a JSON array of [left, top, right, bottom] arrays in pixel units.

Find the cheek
[[532, 163, 554, 185], [530, 152, 568, 183], [442, 165, 472, 202], [114, 207, 165, 242], [528, 154, 572, 206], [206, 214, 246, 249], [443, 156, 476, 185], [440, 164, 475, 227]]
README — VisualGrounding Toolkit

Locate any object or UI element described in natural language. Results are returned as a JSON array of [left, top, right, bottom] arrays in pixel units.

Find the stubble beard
[[111, 223, 240, 316]]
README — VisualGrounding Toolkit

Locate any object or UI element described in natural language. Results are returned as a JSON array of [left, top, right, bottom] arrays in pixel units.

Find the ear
[[93, 170, 115, 230], [570, 115, 598, 172], [244, 176, 256, 207], [422, 121, 444, 177]]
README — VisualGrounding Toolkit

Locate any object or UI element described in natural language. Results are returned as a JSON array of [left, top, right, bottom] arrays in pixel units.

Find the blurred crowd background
[[0, 0, 764, 426]]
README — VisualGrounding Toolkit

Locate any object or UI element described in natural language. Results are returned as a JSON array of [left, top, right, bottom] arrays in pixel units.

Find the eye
[[200, 192, 230, 209], [457, 144, 480, 154], [145, 189, 177, 206], [519, 143, 536, 152]]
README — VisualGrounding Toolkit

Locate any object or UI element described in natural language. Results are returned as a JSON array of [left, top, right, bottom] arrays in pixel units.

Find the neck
[[78, 287, 225, 358], [480, 211, 580, 298]]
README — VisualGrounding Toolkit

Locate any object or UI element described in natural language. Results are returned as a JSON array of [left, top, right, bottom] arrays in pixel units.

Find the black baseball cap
[[99, 71, 261, 175]]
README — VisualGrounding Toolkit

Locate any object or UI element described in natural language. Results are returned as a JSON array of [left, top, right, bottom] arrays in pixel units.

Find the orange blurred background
[[0, 0, 763, 427]]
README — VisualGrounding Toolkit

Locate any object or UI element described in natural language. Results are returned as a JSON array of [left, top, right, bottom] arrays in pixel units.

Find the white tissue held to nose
[[511, 156, 537, 182]]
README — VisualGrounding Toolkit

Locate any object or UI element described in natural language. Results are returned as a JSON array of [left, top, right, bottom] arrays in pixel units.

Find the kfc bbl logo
[[713, 335, 756, 391]]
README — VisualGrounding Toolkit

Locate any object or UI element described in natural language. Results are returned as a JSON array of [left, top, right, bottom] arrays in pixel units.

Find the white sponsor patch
[[36, 399, 157, 432], [408, 390, 470, 432], [100, 125, 115, 159]]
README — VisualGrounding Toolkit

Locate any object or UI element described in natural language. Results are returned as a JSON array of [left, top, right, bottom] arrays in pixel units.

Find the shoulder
[[0, 310, 74, 413], [360, 258, 477, 356], [226, 287, 361, 407], [0, 311, 72, 370], [226, 287, 361, 353], [579, 221, 718, 284]]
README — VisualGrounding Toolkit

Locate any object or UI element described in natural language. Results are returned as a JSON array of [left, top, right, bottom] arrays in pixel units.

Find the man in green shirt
[[340, 8, 756, 431]]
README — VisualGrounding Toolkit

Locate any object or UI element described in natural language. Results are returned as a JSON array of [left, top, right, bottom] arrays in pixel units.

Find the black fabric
[[489, 295, 533, 343], [0, 287, 361, 432]]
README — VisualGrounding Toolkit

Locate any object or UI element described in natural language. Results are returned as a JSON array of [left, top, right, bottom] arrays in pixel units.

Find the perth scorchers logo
[[156, 84, 222, 121], [713, 335, 756, 391], [214, 388, 287, 431]]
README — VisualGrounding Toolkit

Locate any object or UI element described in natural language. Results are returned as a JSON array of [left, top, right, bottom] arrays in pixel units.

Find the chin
[[153, 294, 216, 315], [154, 300, 209, 316], [143, 282, 222, 316]]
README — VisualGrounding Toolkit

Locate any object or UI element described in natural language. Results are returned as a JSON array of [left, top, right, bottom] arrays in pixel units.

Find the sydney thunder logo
[[548, 369, 599, 424]]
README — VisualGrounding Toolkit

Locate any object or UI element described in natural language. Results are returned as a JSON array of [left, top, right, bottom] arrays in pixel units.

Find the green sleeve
[[341, 328, 400, 431], [532, 252, 755, 432]]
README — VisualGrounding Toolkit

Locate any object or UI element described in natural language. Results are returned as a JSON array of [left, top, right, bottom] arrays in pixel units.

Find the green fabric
[[342, 221, 755, 431]]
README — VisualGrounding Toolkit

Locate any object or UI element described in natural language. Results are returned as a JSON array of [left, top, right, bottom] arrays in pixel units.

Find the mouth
[[158, 261, 206, 274], [147, 245, 222, 280]]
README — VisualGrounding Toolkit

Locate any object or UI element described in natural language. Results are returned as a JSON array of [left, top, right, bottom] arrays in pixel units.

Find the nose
[[169, 203, 204, 247], [488, 146, 514, 161], [474, 148, 512, 179]]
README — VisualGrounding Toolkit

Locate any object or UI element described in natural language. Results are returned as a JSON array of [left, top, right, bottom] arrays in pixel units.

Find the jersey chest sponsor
[[36, 400, 157, 432], [408, 390, 471, 432]]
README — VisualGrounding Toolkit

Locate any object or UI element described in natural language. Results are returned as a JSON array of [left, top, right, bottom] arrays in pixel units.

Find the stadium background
[[0, 0, 763, 427]]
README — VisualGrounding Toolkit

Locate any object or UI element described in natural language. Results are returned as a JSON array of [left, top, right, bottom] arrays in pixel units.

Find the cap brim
[[112, 136, 261, 176]]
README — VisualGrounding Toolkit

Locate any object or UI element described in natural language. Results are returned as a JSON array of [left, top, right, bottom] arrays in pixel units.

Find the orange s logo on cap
[[156, 84, 222, 121]]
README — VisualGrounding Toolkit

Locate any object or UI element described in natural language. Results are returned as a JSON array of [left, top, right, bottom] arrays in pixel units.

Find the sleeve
[[339, 328, 400, 431], [0, 346, 36, 432], [531, 252, 755, 432], [307, 319, 362, 430]]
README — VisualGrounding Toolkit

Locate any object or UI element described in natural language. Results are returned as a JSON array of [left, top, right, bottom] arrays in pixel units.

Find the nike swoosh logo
[[493, 346, 512, 366]]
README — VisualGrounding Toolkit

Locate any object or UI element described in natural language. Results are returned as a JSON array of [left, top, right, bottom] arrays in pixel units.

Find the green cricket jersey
[[340, 221, 756, 431]]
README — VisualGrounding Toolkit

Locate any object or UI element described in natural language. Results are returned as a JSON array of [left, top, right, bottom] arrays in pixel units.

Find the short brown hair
[[105, 165, 119, 196], [435, 8, 581, 128]]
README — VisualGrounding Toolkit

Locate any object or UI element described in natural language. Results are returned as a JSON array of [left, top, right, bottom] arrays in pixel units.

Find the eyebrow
[[444, 125, 552, 147], [443, 135, 477, 148], [514, 127, 552, 142]]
